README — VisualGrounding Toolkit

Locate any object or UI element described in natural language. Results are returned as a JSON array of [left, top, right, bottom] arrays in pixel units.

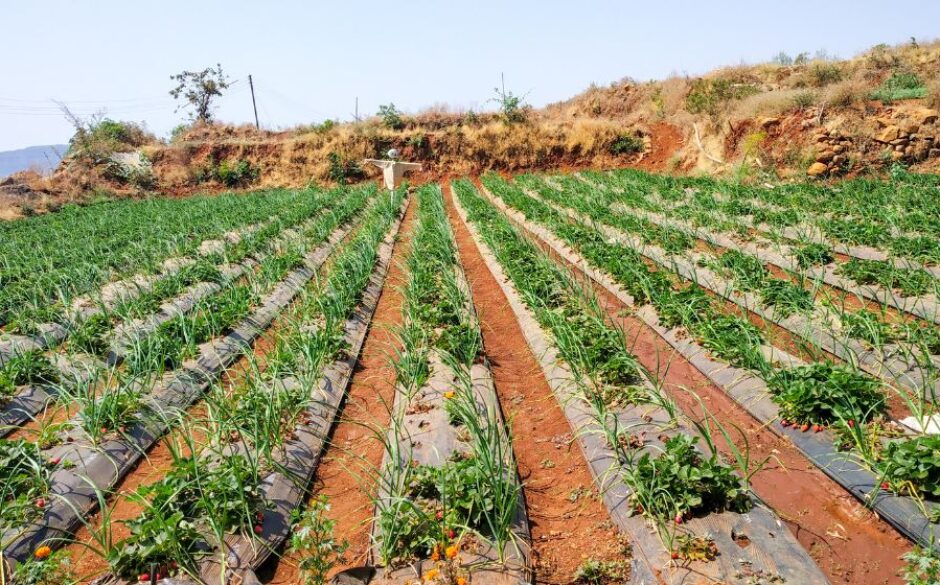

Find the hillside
[[0, 145, 66, 178], [4, 40, 940, 218]]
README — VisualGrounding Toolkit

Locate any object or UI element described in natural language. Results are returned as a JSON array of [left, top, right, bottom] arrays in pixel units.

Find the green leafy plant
[[768, 362, 886, 426], [289, 496, 348, 585], [627, 434, 751, 525], [377, 103, 405, 130], [903, 546, 940, 585], [609, 133, 644, 156], [0, 438, 51, 533], [870, 71, 927, 104], [793, 242, 834, 268], [573, 558, 629, 584], [0, 350, 59, 399], [880, 435, 940, 498], [7, 548, 75, 585]]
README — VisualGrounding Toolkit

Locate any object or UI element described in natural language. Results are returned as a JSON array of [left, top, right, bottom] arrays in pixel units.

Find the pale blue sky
[[1, 0, 937, 151]]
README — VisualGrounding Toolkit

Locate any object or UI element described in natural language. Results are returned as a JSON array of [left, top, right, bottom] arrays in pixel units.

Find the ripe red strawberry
[[35, 498, 46, 509], [254, 524, 263, 534], [674, 514, 683, 525], [100, 427, 108, 434], [139, 574, 149, 582], [436, 511, 444, 520], [448, 529, 456, 539], [256, 512, 264, 522], [800, 423, 811, 432], [814, 424, 823, 433], [881, 482, 890, 490], [847, 420, 855, 428], [671, 551, 680, 560], [48, 457, 60, 466], [780, 419, 790, 427]]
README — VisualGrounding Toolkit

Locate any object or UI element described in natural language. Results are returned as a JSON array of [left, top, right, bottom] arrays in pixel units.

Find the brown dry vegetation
[[5, 39, 940, 219]]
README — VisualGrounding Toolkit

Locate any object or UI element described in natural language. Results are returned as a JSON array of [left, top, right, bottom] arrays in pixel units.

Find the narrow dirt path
[[442, 184, 627, 585], [261, 198, 417, 583], [495, 191, 912, 584]]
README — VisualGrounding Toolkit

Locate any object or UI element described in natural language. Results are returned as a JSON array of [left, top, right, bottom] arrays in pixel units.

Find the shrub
[[686, 78, 760, 117], [377, 103, 404, 130], [197, 157, 258, 187], [870, 71, 927, 104], [808, 62, 844, 87], [64, 113, 154, 164], [791, 90, 817, 110], [822, 79, 866, 109], [327, 152, 364, 185], [609, 133, 644, 155], [491, 85, 530, 124]]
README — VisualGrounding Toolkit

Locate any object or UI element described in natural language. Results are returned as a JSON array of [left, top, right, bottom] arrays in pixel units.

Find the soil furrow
[[442, 183, 627, 585]]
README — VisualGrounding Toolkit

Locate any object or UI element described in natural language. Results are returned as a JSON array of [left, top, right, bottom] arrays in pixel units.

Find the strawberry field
[[2, 171, 940, 585]]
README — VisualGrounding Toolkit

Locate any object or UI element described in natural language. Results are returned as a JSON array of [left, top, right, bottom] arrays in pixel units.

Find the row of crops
[[2, 169, 940, 584]]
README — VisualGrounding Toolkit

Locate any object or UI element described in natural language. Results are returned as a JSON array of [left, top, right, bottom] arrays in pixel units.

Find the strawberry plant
[[0, 439, 51, 532], [767, 363, 886, 426], [879, 435, 940, 498], [0, 350, 59, 400], [626, 434, 750, 524], [793, 243, 834, 268]]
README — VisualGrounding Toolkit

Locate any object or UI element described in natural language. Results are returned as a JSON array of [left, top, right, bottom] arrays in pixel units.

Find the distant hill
[[0, 145, 67, 178]]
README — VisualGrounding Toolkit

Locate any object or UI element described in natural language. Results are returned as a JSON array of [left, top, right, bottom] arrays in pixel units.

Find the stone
[[807, 162, 829, 176], [757, 116, 780, 128], [891, 150, 905, 161], [832, 155, 847, 165], [930, 148, 940, 158], [877, 126, 901, 142], [911, 108, 939, 126], [833, 144, 845, 154], [901, 121, 920, 135], [816, 150, 835, 163]]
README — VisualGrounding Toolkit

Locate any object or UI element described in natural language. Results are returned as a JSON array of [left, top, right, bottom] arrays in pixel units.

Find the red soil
[[261, 198, 417, 582], [509, 208, 912, 585], [443, 183, 628, 584]]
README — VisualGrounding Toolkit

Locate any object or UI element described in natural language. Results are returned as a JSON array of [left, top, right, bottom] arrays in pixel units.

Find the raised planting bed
[[451, 180, 827, 584], [83, 190, 408, 585], [1, 207, 363, 567], [335, 185, 530, 585], [483, 175, 940, 554], [0, 188, 375, 436]]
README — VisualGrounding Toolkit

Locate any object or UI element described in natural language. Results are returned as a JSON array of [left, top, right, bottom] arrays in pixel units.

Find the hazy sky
[[1, 0, 938, 151]]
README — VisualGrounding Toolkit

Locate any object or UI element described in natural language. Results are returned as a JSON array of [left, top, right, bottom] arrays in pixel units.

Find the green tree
[[169, 64, 231, 123]]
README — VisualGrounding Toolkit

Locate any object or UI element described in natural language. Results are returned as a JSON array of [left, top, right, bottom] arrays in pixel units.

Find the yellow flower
[[445, 543, 460, 559], [423, 568, 440, 582], [443, 391, 456, 399], [34, 545, 52, 560], [430, 544, 441, 561]]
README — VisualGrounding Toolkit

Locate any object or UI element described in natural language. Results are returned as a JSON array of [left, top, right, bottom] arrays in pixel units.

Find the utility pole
[[354, 97, 360, 122], [248, 74, 260, 129]]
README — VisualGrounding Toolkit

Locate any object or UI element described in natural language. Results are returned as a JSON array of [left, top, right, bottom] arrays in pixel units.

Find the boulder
[[807, 162, 829, 177], [816, 150, 835, 163], [911, 108, 939, 126], [901, 120, 921, 135], [757, 116, 780, 129], [877, 126, 901, 142]]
